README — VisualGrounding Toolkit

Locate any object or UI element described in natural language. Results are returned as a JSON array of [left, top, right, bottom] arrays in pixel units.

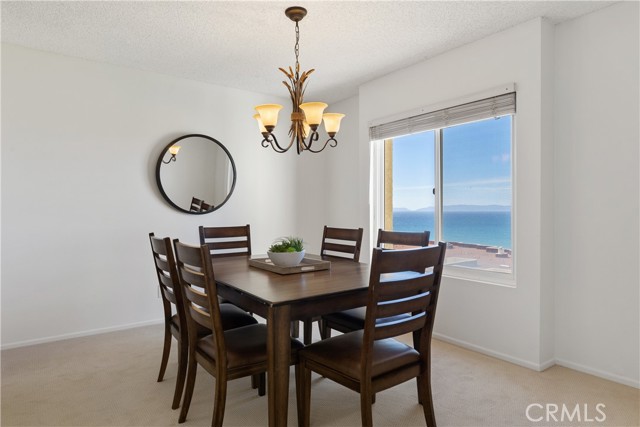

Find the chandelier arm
[[302, 131, 339, 153], [296, 129, 312, 151], [261, 136, 281, 152], [277, 132, 297, 152], [303, 129, 319, 149], [262, 133, 293, 153], [304, 137, 337, 154]]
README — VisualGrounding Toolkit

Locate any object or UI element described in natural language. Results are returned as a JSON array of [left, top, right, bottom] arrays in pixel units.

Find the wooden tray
[[248, 256, 331, 275]]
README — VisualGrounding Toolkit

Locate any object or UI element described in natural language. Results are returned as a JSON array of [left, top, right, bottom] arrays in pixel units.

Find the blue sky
[[392, 116, 512, 210]]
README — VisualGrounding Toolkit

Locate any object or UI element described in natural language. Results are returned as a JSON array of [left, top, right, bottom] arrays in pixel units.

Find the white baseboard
[[555, 358, 640, 389], [1, 318, 164, 350], [432, 332, 547, 371], [433, 332, 639, 389], [4, 322, 639, 389], [539, 358, 556, 371]]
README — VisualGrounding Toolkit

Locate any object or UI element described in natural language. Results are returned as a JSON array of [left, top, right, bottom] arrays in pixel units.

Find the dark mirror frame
[[155, 134, 237, 214]]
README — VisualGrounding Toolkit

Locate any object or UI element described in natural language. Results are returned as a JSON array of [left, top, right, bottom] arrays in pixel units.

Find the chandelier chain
[[294, 21, 300, 73]]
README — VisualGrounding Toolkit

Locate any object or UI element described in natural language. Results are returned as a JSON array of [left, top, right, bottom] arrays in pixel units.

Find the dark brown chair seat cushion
[[172, 303, 257, 337], [322, 307, 411, 332], [218, 303, 259, 330], [198, 324, 304, 369], [298, 330, 420, 379]]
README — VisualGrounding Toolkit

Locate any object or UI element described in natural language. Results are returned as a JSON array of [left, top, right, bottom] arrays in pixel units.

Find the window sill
[[443, 265, 516, 288]]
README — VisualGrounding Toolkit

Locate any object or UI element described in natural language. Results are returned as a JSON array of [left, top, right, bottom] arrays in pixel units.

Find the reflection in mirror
[[155, 134, 236, 214]]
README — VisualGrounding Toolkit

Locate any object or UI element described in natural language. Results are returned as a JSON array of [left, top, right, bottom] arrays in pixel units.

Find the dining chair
[[148, 233, 259, 410], [199, 224, 252, 257], [320, 225, 364, 262], [199, 224, 267, 389], [320, 229, 431, 339], [190, 197, 203, 212], [297, 226, 365, 345], [296, 243, 447, 427], [173, 239, 304, 426]]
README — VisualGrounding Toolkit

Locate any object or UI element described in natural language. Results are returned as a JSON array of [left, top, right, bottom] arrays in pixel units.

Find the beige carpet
[[2, 324, 638, 427]]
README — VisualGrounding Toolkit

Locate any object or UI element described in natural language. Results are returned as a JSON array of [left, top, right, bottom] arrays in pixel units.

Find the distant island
[[395, 205, 511, 212]]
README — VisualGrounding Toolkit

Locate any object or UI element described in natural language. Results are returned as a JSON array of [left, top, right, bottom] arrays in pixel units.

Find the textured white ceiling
[[1, 1, 615, 103]]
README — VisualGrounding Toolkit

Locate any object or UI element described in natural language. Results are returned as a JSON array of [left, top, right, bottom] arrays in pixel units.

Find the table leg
[[267, 305, 292, 427]]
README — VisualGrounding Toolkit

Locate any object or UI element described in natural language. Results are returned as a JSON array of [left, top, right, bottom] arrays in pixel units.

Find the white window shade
[[369, 92, 516, 141]]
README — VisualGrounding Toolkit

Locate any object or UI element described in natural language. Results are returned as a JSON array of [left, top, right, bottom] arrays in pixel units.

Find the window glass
[[381, 115, 513, 276], [389, 131, 436, 237], [442, 116, 512, 273]]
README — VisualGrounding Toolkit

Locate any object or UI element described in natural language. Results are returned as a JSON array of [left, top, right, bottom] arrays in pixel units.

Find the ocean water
[[393, 210, 512, 249]]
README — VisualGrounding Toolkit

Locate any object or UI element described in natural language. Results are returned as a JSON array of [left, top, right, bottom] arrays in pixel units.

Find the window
[[371, 89, 515, 280]]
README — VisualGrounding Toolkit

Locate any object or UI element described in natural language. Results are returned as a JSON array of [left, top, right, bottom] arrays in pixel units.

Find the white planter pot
[[267, 250, 305, 267]]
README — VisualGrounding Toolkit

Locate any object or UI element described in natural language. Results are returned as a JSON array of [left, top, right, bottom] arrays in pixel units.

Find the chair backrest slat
[[156, 269, 174, 288], [201, 226, 250, 239], [376, 291, 431, 318], [322, 242, 357, 255], [376, 273, 435, 301], [373, 313, 427, 340], [183, 281, 210, 310], [189, 303, 212, 329], [377, 229, 430, 249], [160, 281, 179, 305], [320, 226, 364, 262], [199, 225, 251, 258], [154, 256, 170, 273], [179, 267, 206, 288], [325, 227, 362, 241], [376, 247, 443, 274], [205, 240, 251, 252]]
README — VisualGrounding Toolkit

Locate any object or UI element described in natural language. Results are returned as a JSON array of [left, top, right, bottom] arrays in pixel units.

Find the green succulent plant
[[268, 237, 304, 253]]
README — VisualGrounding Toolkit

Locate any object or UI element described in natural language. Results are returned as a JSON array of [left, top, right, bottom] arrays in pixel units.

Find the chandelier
[[254, 6, 345, 154]]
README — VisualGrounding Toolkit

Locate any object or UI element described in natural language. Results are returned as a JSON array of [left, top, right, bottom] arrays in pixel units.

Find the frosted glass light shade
[[299, 102, 328, 126], [169, 145, 181, 155], [253, 114, 268, 133], [322, 113, 345, 134], [255, 104, 283, 128]]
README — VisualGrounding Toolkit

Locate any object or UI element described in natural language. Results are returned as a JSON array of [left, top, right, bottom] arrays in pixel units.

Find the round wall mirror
[[155, 134, 237, 214]]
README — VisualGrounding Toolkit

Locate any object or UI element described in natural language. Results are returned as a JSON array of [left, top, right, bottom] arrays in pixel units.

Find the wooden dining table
[[211, 254, 371, 427]]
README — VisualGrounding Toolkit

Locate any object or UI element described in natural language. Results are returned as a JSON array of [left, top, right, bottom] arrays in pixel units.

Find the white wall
[[319, 4, 639, 387], [1, 44, 296, 347], [554, 1, 639, 387], [356, 18, 552, 370]]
